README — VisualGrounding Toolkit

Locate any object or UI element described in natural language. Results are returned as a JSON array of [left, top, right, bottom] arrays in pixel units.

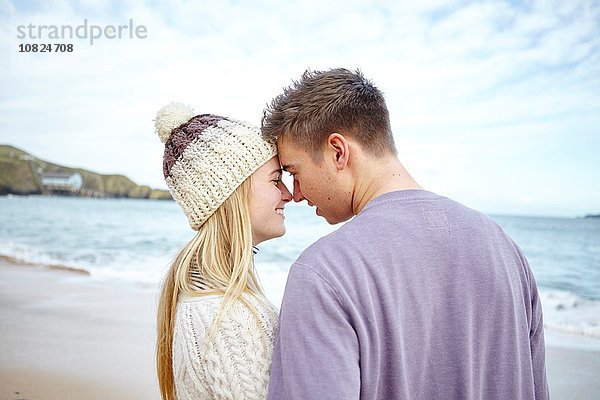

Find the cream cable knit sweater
[[172, 293, 278, 400]]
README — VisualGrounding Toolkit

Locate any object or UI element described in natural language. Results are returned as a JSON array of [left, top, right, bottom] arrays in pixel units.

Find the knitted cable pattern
[[173, 294, 279, 400], [154, 106, 277, 231]]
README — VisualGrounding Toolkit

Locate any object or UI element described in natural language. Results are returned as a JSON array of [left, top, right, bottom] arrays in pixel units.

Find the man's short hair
[[261, 68, 397, 160]]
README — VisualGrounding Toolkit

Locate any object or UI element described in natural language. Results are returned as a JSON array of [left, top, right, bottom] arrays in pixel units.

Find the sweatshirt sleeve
[[527, 264, 550, 400], [267, 262, 360, 400], [512, 240, 549, 400]]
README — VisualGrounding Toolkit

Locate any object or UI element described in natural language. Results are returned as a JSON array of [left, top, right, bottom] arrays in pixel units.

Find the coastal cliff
[[0, 144, 171, 200]]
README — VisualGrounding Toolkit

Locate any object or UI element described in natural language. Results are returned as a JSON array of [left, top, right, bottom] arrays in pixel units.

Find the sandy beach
[[1, 261, 599, 400], [0, 261, 160, 400]]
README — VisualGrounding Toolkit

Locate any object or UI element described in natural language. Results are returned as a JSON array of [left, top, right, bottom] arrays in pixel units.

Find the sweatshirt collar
[[361, 189, 441, 214]]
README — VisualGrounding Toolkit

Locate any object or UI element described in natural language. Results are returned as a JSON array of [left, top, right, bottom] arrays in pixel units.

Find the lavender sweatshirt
[[268, 190, 548, 400]]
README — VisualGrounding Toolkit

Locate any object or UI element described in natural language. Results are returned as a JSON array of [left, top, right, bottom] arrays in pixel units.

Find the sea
[[1, 195, 599, 340]]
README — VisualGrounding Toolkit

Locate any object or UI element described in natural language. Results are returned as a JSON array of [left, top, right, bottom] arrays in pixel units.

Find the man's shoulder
[[291, 213, 380, 277], [295, 224, 346, 265], [289, 219, 358, 277]]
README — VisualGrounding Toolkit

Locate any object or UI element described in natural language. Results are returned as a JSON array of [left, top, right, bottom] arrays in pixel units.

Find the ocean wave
[[0, 242, 171, 285], [0, 254, 90, 275], [540, 290, 600, 338]]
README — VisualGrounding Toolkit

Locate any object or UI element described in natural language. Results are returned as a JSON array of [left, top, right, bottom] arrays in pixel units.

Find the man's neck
[[351, 157, 422, 215]]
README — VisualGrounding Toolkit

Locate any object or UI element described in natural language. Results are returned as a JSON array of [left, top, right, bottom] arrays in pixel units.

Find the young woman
[[154, 102, 292, 400]]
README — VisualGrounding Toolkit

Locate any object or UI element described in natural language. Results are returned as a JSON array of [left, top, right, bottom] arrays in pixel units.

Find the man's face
[[277, 135, 353, 225]]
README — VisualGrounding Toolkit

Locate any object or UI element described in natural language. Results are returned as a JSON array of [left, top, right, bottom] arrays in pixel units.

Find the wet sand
[[0, 261, 160, 400]]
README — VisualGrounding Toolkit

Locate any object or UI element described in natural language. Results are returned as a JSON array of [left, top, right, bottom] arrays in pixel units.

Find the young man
[[261, 68, 548, 400]]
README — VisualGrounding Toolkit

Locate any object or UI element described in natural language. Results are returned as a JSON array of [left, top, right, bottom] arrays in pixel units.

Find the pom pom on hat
[[154, 102, 196, 143]]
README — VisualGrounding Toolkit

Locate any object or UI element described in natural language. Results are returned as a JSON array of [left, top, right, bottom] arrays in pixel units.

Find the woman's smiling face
[[249, 156, 292, 245]]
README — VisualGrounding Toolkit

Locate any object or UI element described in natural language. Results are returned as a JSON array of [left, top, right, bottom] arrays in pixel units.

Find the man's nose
[[293, 179, 305, 203]]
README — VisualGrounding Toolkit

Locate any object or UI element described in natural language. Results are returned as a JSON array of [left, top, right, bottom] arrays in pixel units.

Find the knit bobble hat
[[154, 102, 277, 230]]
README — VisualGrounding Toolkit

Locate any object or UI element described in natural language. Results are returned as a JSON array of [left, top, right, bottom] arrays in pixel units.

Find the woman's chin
[[268, 227, 286, 241], [253, 227, 286, 245], [271, 226, 285, 239]]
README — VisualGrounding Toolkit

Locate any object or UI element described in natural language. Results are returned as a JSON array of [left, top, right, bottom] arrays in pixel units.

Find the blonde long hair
[[156, 177, 266, 400]]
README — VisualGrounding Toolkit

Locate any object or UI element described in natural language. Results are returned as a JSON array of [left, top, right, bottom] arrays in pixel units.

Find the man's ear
[[327, 133, 349, 171]]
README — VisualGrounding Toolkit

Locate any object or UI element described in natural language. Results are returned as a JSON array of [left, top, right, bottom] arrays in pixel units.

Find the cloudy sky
[[1, 0, 598, 217]]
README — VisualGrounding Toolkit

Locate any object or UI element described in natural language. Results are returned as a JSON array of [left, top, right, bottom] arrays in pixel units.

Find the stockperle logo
[[16, 19, 148, 45]]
